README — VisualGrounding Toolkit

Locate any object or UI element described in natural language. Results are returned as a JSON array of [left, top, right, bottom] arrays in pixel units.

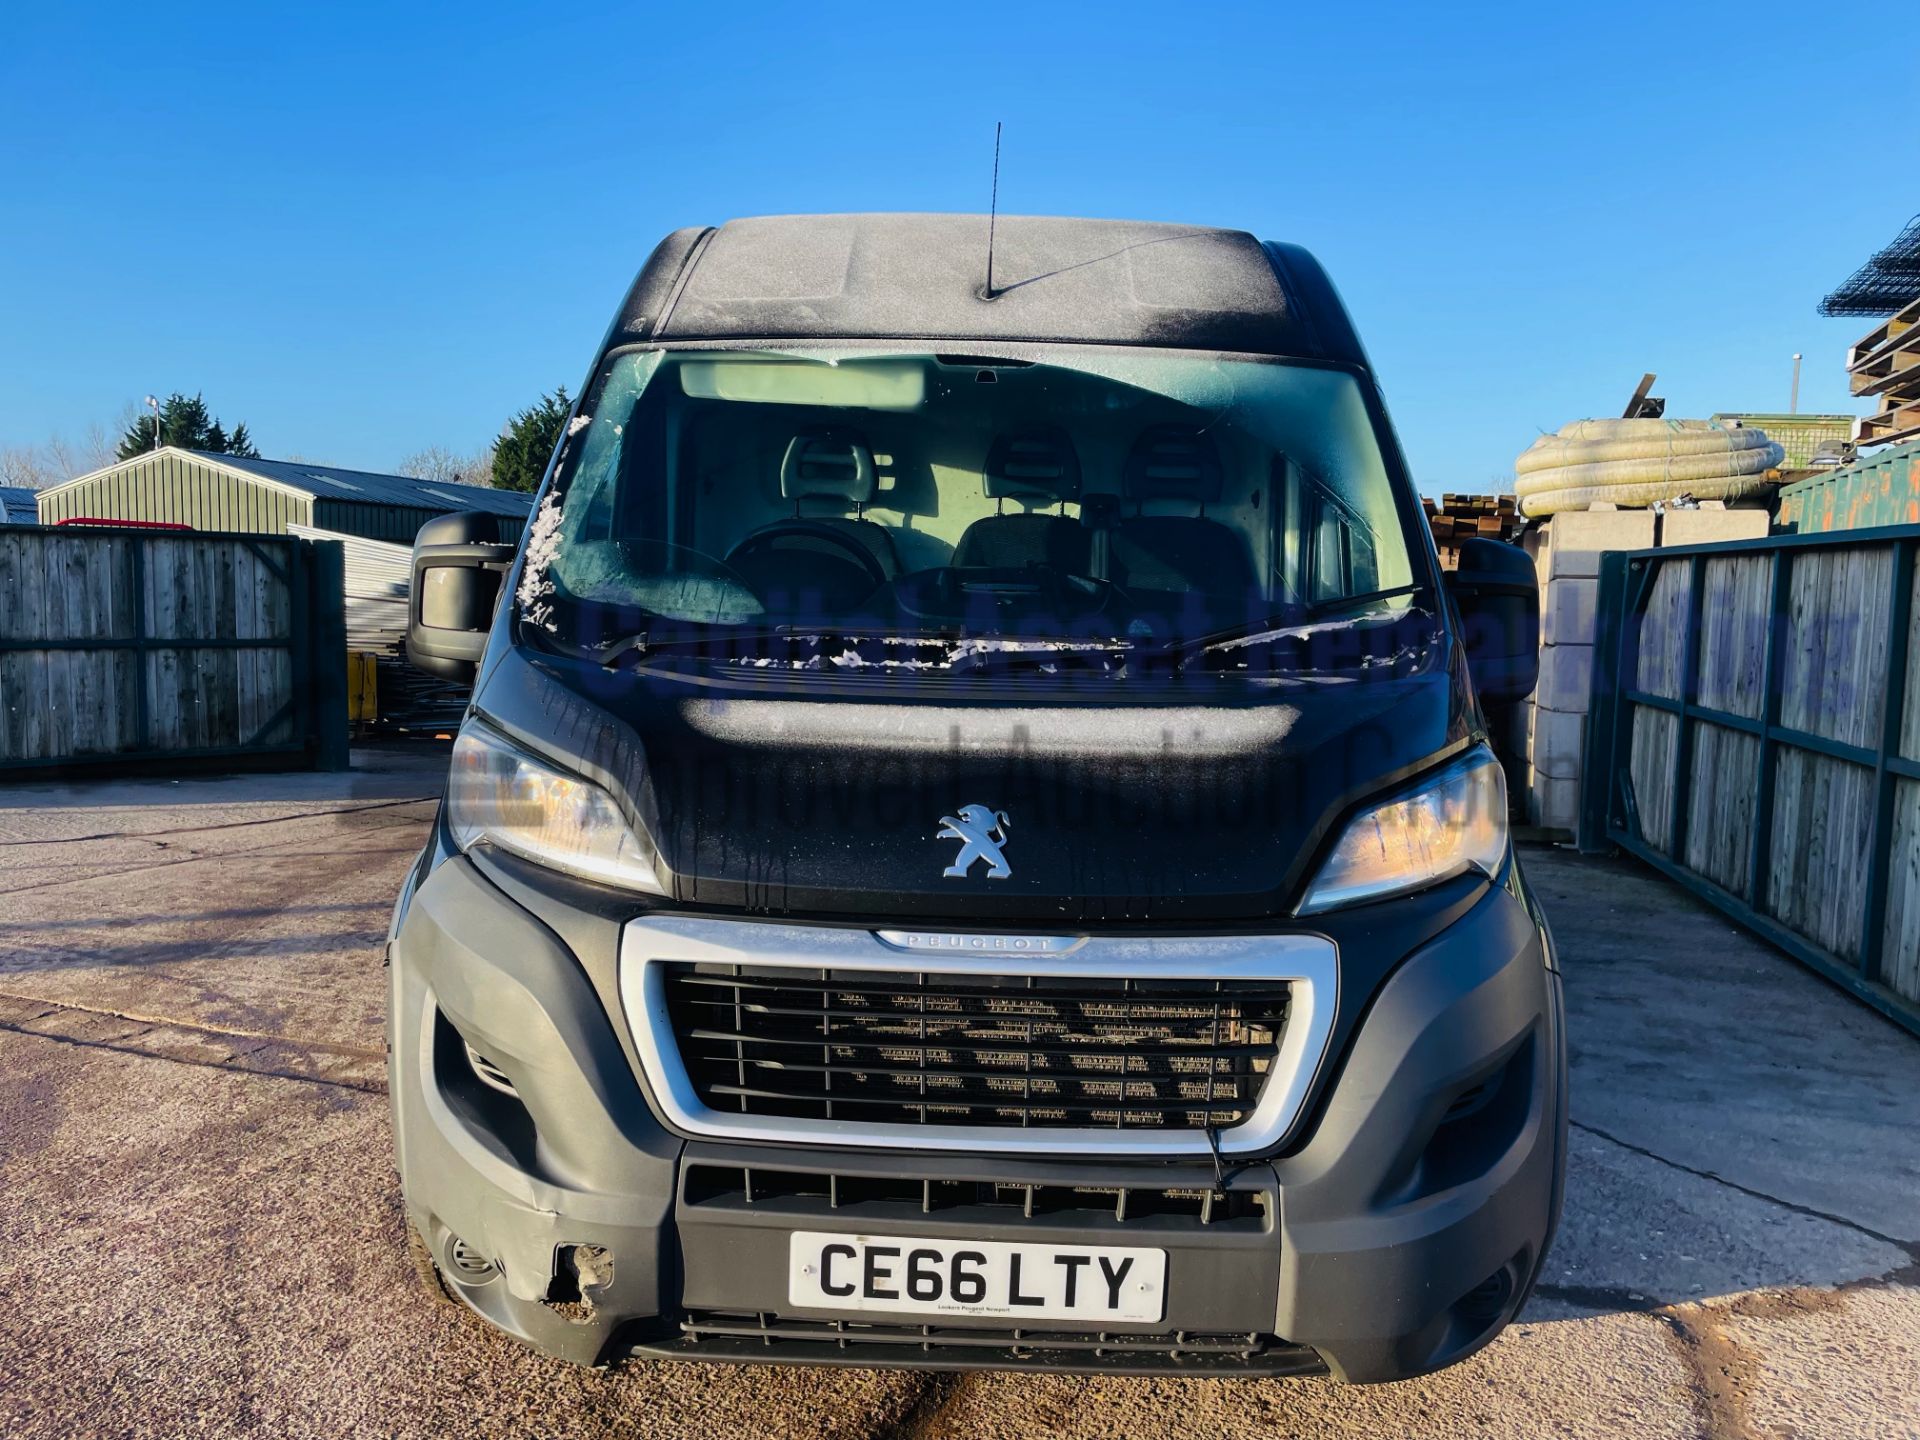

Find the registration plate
[[788, 1232, 1167, 1323]]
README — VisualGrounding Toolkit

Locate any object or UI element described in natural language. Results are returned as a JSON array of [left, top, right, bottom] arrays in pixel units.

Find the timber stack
[[1848, 295, 1920, 447], [1823, 212, 1920, 448], [1423, 492, 1521, 568]]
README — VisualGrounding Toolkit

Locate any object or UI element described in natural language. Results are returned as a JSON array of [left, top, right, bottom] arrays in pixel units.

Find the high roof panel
[[648, 213, 1314, 357]]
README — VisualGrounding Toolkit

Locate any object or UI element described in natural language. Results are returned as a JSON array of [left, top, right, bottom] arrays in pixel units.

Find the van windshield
[[522, 346, 1427, 672]]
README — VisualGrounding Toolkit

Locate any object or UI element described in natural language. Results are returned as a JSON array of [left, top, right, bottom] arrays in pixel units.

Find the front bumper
[[388, 853, 1565, 1381]]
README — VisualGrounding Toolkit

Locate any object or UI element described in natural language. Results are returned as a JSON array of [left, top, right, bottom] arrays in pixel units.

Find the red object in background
[[54, 517, 194, 530]]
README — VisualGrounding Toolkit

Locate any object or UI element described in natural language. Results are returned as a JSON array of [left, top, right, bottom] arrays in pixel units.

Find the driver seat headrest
[[1124, 425, 1224, 505], [984, 427, 1081, 504], [782, 429, 877, 505]]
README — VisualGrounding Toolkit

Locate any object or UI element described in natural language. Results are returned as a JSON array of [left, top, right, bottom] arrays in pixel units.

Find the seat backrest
[[1112, 425, 1255, 599], [770, 428, 899, 576], [954, 428, 1090, 571]]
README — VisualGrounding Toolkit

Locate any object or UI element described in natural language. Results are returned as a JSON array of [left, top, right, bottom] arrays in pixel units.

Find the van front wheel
[[405, 1222, 456, 1307]]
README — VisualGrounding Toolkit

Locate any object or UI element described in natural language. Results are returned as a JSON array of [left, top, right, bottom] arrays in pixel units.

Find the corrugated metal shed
[[213, 454, 534, 526], [35, 448, 531, 542], [0, 486, 39, 524], [1776, 440, 1920, 533]]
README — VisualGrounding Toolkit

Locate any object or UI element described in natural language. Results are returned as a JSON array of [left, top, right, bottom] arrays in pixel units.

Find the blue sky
[[3, 1, 1914, 491]]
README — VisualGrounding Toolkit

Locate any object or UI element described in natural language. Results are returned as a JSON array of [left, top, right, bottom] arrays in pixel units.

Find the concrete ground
[[0, 746, 1915, 1440]]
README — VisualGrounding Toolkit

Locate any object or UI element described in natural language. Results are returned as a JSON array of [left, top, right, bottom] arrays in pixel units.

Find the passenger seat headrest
[[781, 429, 877, 504], [1124, 425, 1224, 504], [984, 427, 1081, 503]]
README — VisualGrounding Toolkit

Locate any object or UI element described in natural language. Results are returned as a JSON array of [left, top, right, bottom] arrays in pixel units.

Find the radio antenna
[[985, 121, 1003, 299]]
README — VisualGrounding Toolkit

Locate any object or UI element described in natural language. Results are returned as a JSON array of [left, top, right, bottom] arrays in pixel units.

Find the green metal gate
[[0, 525, 348, 772], [1581, 524, 1920, 1036]]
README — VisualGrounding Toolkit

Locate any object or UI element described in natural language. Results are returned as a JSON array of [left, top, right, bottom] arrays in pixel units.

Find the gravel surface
[[1, 746, 1915, 1439]]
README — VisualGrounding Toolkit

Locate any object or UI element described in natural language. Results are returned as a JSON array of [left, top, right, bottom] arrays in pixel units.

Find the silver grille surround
[[617, 915, 1338, 1157]]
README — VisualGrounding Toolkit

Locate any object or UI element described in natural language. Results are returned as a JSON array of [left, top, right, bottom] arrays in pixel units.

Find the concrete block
[[1530, 704, 1586, 780], [1528, 772, 1581, 832], [1660, 508, 1770, 548], [1542, 576, 1597, 646], [1535, 642, 1594, 713], [1542, 511, 1658, 579]]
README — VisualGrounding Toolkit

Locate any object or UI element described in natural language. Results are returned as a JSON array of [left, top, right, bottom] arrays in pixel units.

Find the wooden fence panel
[[0, 526, 345, 772], [1765, 748, 1875, 964], [1685, 722, 1761, 893], [1627, 706, 1678, 854], [1585, 527, 1920, 1036], [1902, 561, 1920, 762], [1634, 562, 1691, 700], [1696, 554, 1770, 719]]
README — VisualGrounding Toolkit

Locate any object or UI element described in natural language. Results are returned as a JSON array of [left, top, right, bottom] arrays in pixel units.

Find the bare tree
[[464, 442, 498, 488], [0, 414, 130, 489], [398, 443, 497, 488], [0, 447, 50, 488]]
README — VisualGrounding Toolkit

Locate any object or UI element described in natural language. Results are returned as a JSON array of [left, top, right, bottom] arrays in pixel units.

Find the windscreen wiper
[[1166, 583, 1429, 659], [592, 625, 795, 668]]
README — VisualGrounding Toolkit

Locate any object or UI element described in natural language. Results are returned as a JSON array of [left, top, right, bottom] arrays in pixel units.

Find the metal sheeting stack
[[289, 524, 468, 731]]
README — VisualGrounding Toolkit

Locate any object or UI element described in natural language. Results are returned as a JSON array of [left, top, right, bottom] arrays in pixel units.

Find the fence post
[[1664, 553, 1706, 869], [1579, 551, 1628, 852], [306, 540, 350, 771], [129, 536, 151, 750], [1746, 548, 1792, 911]]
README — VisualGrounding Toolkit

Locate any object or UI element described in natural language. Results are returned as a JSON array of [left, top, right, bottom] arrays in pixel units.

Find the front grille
[[654, 1311, 1327, 1376], [662, 965, 1290, 1131]]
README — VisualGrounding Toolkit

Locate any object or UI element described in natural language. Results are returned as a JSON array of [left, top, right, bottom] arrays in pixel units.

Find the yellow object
[[348, 652, 379, 723]]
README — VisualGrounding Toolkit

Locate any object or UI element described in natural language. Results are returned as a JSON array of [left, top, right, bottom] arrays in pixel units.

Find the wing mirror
[[1446, 537, 1539, 704], [406, 511, 517, 684]]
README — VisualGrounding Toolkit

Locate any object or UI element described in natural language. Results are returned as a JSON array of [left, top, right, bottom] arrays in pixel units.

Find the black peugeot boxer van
[[389, 213, 1564, 1383]]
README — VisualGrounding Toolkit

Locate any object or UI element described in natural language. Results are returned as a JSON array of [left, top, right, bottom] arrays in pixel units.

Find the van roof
[[609, 213, 1368, 368]]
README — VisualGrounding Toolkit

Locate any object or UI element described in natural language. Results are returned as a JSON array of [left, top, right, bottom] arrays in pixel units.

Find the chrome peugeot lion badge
[[937, 804, 1012, 880]]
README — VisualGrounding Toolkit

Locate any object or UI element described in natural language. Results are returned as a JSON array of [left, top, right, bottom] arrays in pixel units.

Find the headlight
[[1298, 747, 1507, 915], [447, 721, 663, 893]]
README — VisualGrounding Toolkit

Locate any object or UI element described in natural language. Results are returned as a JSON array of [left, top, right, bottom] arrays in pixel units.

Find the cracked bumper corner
[[389, 853, 681, 1365]]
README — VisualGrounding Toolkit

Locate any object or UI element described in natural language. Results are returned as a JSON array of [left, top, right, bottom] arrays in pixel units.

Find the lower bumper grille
[[682, 1162, 1269, 1229], [663, 965, 1291, 1132], [649, 1311, 1327, 1376]]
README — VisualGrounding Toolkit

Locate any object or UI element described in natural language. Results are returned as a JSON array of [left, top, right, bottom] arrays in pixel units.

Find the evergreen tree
[[117, 393, 261, 460], [490, 387, 571, 493]]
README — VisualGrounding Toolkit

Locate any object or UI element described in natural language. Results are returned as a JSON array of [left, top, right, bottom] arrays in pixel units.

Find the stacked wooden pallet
[[1423, 493, 1520, 567], [1848, 295, 1920, 446]]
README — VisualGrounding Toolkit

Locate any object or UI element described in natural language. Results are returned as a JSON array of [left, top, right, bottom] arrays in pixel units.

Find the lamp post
[[1790, 354, 1801, 416], [144, 395, 161, 452]]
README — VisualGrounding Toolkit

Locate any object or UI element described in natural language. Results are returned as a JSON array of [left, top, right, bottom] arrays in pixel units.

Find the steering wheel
[[726, 520, 894, 590]]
